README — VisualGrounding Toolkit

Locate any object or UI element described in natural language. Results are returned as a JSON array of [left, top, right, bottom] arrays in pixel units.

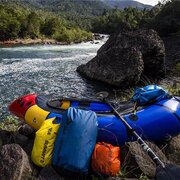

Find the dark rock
[[13, 132, 29, 147], [118, 145, 142, 178], [127, 141, 167, 178], [18, 124, 35, 138], [0, 130, 13, 145], [78, 47, 144, 87], [0, 144, 32, 180], [17, 124, 35, 155], [0, 129, 34, 156], [94, 33, 104, 40], [162, 35, 180, 69], [77, 29, 165, 87], [38, 166, 64, 180], [22, 138, 35, 156], [165, 134, 180, 165]]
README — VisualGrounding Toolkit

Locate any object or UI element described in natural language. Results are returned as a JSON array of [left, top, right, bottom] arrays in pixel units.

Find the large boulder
[[0, 144, 32, 180], [77, 29, 165, 87]]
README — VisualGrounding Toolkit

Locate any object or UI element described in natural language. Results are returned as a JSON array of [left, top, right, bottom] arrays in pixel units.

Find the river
[[0, 37, 115, 120]]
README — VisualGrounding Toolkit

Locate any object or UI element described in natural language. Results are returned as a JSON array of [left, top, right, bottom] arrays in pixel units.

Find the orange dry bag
[[91, 142, 120, 176]]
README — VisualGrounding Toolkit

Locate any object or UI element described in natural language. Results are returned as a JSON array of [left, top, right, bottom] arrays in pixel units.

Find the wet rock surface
[[77, 29, 165, 87]]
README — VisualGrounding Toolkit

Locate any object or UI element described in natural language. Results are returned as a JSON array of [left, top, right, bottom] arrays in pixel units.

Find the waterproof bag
[[132, 85, 169, 106], [52, 107, 98, 174], [91, 142, 121, 176], [31, 117, 60, 167]]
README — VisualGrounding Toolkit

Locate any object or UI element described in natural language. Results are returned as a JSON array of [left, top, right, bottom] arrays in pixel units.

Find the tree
[[25, 12, 41, 38], [0, 7, 21, 40], [41, 17, 61, 37], [150, 0, 180, 36]]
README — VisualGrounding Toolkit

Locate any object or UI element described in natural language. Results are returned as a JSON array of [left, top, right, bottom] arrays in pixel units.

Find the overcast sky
[[136, 0, 160, 5]]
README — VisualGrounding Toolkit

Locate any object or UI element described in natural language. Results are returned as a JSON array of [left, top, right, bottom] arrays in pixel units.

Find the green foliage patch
[[91, 0, 180, 36], [0, 0, 179, 41], [0, 3, 93, 43], [0, 115, 20, 132]]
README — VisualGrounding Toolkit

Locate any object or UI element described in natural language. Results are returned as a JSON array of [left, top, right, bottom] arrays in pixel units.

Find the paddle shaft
[[106, 101, 165, 168]]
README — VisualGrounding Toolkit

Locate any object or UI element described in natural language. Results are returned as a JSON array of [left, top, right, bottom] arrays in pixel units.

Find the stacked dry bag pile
[[31, 107, 121, 176]]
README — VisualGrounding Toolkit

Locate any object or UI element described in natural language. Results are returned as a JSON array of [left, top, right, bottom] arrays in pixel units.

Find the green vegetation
[[0, 0, 179, 42], [149, 0, 180, 36], [91, 0, 180, 36], [176, 63, 180, 72], [0, 3, 93, 43], [0, 115, 20, 132], [92, 7, 149, 34]]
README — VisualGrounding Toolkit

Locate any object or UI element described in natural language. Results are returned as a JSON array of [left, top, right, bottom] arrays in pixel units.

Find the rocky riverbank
[[0, 38, 78, 46], [0, 34, 106, 46], [0, 120, 180, 180]]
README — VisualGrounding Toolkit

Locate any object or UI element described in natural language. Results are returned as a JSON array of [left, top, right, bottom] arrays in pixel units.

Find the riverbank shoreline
[[0, 38, 73, 46], [0, 34, 107, 46]]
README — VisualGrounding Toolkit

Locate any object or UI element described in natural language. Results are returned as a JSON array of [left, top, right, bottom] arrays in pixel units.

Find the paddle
[[96, 92, 180, 180]]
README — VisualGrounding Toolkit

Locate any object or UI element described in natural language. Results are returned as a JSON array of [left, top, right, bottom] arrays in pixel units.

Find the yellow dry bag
[[31, 117, 60, 167]]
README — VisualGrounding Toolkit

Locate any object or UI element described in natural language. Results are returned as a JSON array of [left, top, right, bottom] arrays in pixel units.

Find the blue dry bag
[[52, 107, 98, 174], [132, 85, 170, 106]]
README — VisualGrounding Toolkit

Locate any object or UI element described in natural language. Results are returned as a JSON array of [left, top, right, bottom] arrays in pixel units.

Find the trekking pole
[[105, 99, 165, 168], [95, 91, 165, 167], [96, 91, 180, 179]]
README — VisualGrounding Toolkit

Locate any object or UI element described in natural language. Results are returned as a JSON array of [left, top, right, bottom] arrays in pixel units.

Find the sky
[[136, 0, 160, 6]]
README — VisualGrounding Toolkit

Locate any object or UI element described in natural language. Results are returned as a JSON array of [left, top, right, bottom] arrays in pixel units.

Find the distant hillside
[[0, 0, 108, 17], [0, 0, 152, 17], [102, 0, 152, 10], [0, 0, 110, 30]]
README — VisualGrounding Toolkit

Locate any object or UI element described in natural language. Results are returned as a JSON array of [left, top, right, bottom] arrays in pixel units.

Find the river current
[[0, 38, 113, 120]]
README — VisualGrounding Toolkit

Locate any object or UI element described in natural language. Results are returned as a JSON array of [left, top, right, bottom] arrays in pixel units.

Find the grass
[[0, 115, 20, 132], [176, 63, 180, 72], [166, 85, 180, 96]]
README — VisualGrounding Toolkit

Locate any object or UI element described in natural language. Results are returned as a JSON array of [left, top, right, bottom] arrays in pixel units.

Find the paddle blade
[[156, 164, 180, 180]]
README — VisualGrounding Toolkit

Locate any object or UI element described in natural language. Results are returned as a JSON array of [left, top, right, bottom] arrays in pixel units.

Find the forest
[[0, 0, 179, 43], [0, 3, 93, 43], [92, 0, 180, 36]]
